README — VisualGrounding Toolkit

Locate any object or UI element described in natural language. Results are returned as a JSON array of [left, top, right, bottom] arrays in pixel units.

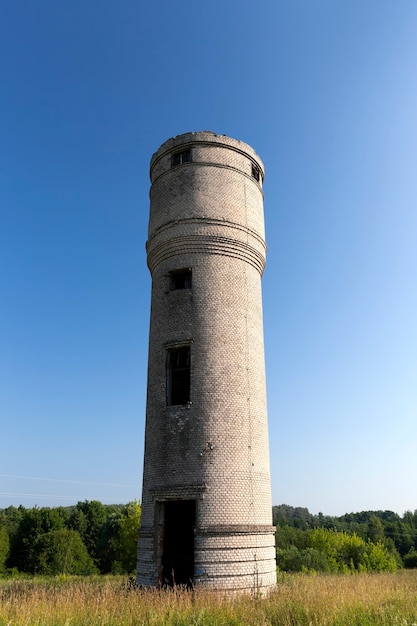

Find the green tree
[[68, 500, 108, 565], [385, 520, 414, 557], [0, 518, 9, 572], [3, 506, 24, 539], [114, 500, 141, 573], [35, 529, 96, 575], [363, 540, 398, 572], [7, 507, 44, 572], [95, 512, 120, 573], [337, 532, 366, 571], [276, 546, 303, 572], [367, 515, 385, 544], [299, 547, 331, 572], [273, 505, 313, 528], [96, 501, 141, 573], [276, 546, 331, 572], [7, 507, 68, 573], [404, 549, 417, 569], [275, 525, 309, 551], [308, 527, 341, 568]]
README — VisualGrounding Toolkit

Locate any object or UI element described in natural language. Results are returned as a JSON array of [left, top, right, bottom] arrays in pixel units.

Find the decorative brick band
[[149, 484, 206, 500], [147, 235, 265, 275], [147, 217, 266, 274], [151, 160, 264, 193], [196, 525, 275, 536], [147, 217, 266, 249], [137, 526, 153, 539]]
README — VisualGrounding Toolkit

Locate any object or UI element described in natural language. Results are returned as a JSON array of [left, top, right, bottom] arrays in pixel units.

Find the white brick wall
[[136, 132, 276, 592]]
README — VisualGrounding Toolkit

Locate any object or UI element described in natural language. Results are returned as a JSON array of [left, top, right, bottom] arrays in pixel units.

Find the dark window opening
[[170, 268, 192, 290], [167, 347, 190, 405], [172, 149, 191, 167], [251, 164, 260, 181], [161, 500, 196, 587]]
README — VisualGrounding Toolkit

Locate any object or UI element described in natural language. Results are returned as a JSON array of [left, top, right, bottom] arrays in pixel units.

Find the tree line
[[273, 504, 417, 572], [0, 500, 141, 575], [1, 501, 417, 576]]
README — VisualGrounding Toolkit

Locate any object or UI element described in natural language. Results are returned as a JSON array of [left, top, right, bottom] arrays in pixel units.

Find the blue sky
[[1, 1, 416, 516]]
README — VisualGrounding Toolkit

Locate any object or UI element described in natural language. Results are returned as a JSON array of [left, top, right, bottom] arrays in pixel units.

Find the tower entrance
[[161, 500, 196, 587]]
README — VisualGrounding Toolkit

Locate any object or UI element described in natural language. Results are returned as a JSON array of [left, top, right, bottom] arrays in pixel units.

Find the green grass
[[1, 570, 417, 625]]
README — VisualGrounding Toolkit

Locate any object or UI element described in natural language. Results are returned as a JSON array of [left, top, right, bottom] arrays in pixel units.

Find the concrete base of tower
[[194, 525, 277, 593], [136, 524, 277, 593], [135, 527, 156, 588]]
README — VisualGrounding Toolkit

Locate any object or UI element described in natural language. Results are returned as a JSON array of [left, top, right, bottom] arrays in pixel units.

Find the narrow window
[[172, 149, 191, 167], [167, 347, 190, 405], [251, 164, 260, 181], [170, 268, 192, 290]]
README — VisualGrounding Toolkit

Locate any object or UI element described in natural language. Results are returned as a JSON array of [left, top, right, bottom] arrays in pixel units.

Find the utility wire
[[0, 473, 137, 488]]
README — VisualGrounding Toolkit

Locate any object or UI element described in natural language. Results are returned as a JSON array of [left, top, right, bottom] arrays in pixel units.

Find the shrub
[[308, 528, 397, 573], [276, 546, 331, 572]]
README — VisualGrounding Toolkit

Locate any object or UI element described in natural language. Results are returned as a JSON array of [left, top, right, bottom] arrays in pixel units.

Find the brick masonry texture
[[136, 131, 277, 592]]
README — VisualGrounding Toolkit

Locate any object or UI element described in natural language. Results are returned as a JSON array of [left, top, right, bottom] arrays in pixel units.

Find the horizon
[[1, 494, 415, 519]]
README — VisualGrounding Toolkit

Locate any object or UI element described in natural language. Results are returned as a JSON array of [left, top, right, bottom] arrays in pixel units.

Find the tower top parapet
[[150, 131, 264, 182]]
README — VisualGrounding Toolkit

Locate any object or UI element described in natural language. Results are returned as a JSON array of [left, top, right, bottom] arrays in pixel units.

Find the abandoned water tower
[[136, 131, 276, 592]]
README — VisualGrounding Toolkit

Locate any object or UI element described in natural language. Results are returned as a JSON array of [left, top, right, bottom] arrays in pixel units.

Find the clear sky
[[1, 1, 416, 516]]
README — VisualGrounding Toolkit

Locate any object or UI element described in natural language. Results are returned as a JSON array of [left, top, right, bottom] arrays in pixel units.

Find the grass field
[[1, 570, 417, 625]]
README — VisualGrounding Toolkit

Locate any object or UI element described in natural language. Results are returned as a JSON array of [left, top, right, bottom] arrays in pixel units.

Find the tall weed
[[1, 571, 417, 625]]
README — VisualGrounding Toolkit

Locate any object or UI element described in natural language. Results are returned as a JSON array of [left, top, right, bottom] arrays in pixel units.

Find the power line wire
[[0, 473, 137, 488], [0, 492, 136, 504]]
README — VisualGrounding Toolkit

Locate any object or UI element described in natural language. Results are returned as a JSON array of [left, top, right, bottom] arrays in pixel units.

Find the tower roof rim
[[150, 131, 264, 172]]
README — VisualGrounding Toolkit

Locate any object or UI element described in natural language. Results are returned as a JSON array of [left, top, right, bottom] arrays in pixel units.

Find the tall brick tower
[[136, 131, 276, 592]]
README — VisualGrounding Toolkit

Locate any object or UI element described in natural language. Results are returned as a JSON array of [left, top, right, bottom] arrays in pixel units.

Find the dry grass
[[1, 570, 417, 625]]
